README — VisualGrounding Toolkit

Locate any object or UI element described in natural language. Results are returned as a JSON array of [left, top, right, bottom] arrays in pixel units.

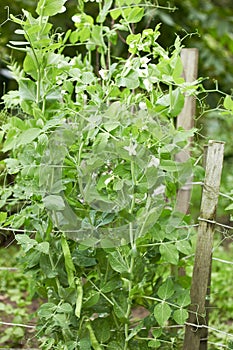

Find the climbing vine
[[0, 0, 205, 348]]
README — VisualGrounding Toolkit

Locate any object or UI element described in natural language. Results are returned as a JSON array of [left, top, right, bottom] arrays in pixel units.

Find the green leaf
[[81, 72, 95, 84], [173, 308, 189, 324], [36, 242, 50, 255], [172, 56, 184, 83], [4, 158, 21, 174], [73, 250, 96, 267], [2, 129, 17, 152], [79, 338, 92, 350], [160, 243, 179, 265], [18, 78, 37, 102], [36, 0, 67, 16], [169, 88, 184, 116], [108, 341, 124, 350], [0, 212, 7, 223], [83, 292, 100, 308], [110, 8, 122, 20], [0, 131, 4, 144], [126, 322, 144, 341], [12, 327, 24, 338], [154, 302, 171, 326], [157, 278, 174, 300], [139, 206, 163, 233], [175, 240, 192, 255], [123, 7, 144, 24], [38, 303, 57, 318], [117, 70, 139, 89], [91, 25, 106, 50], [93, 318, 111, 343], [56, 303, 73, 313], [101, 280, 121, 293], [23, 51, 39, 80], [152, 329, 162, 338], [15, 234, 37, 252], [97, 0, 113, 23], [176, 290, 191, 307], [54, 313, 67, 327], [157, 88, 184, 117], [108, 251, 129, 274], [173, 128, 196, 144], [113, 295, 128, 321], [160, 160, 180, 172], [17, 128, 41, 147], [104, 121, 120, 132], [11, 214, 26, 229], [96, 174, 112, 191], [43, 195, 66, 211], [148, 340, 161, 348], [225, 203, 233, 211], [40, 254, 57, 278], [224, 95, 233, 111]]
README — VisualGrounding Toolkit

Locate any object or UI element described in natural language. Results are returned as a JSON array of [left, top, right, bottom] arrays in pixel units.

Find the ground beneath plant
[[0, 294, 40, 349]]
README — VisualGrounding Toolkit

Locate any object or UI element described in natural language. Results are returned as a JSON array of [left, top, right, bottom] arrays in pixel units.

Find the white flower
[[104, 176, 114, 186], [99, 69, 108, 81], [83, 94, 87, 103], [152, 184, 166, 197], [70, 58, 76, 65], [143, 78, 153, 92], [148, 156, 160, 168], [140, 57, 150, 68], [72, 15, 82, 23], [138, 68, 148, 77], [139, 102, 147, 110], [124, 143, 137, 156]]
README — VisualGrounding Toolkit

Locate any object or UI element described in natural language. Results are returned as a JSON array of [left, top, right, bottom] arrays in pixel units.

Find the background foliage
[[1, 0, 233, 95]]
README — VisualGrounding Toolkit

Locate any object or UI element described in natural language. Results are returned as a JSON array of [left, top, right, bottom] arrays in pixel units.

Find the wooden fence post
[[199, 145, 210, 350], [183, 140, 225, 350], [176, 48, 199, 214]]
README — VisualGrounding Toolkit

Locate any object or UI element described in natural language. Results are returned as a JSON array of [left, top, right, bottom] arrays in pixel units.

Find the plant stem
[[124, 251, 134, 350], [124, 158, 137, 349]]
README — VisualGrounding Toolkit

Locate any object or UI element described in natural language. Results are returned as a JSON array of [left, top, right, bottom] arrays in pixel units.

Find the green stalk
[[48, 251, 62, 294], [123, 158, 137, 349], [124, 251, 134, 350]]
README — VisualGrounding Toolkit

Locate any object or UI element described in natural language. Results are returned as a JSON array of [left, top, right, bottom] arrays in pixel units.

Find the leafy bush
[[0, 0, 206, 348]]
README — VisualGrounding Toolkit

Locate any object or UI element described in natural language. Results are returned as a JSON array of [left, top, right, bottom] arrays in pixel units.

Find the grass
[[0, 244, 39, 349], [208, 240, 233, 349]]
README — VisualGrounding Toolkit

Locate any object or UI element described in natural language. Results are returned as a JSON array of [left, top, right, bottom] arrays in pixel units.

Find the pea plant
[[1, 0, 202, 349]]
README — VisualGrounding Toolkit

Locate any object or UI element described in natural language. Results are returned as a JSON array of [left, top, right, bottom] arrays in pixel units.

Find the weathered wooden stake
[[199, 145, 210, 350], [183, 140, 224, 350], [176, 48, 199, 214]]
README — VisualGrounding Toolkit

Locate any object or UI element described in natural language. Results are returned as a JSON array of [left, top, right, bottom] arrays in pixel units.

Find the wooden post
[[176, 48, 199, 214], [183, 140, 224, 350], [199, 145, 210, 350]]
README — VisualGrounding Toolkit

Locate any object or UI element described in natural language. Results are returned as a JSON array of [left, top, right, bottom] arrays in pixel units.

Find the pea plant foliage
[[1, 0, 202, 348]]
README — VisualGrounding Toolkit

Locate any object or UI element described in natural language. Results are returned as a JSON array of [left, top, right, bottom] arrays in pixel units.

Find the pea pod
[[75, 278, 83, 318], [61, 234, 75, 287], [86, 322, 103, 350]]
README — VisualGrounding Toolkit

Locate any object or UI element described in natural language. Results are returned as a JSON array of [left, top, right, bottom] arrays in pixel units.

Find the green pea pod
[[75, 278, 83, 318], [86, 322, 103, 350], [61, 234, 75, 287]]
